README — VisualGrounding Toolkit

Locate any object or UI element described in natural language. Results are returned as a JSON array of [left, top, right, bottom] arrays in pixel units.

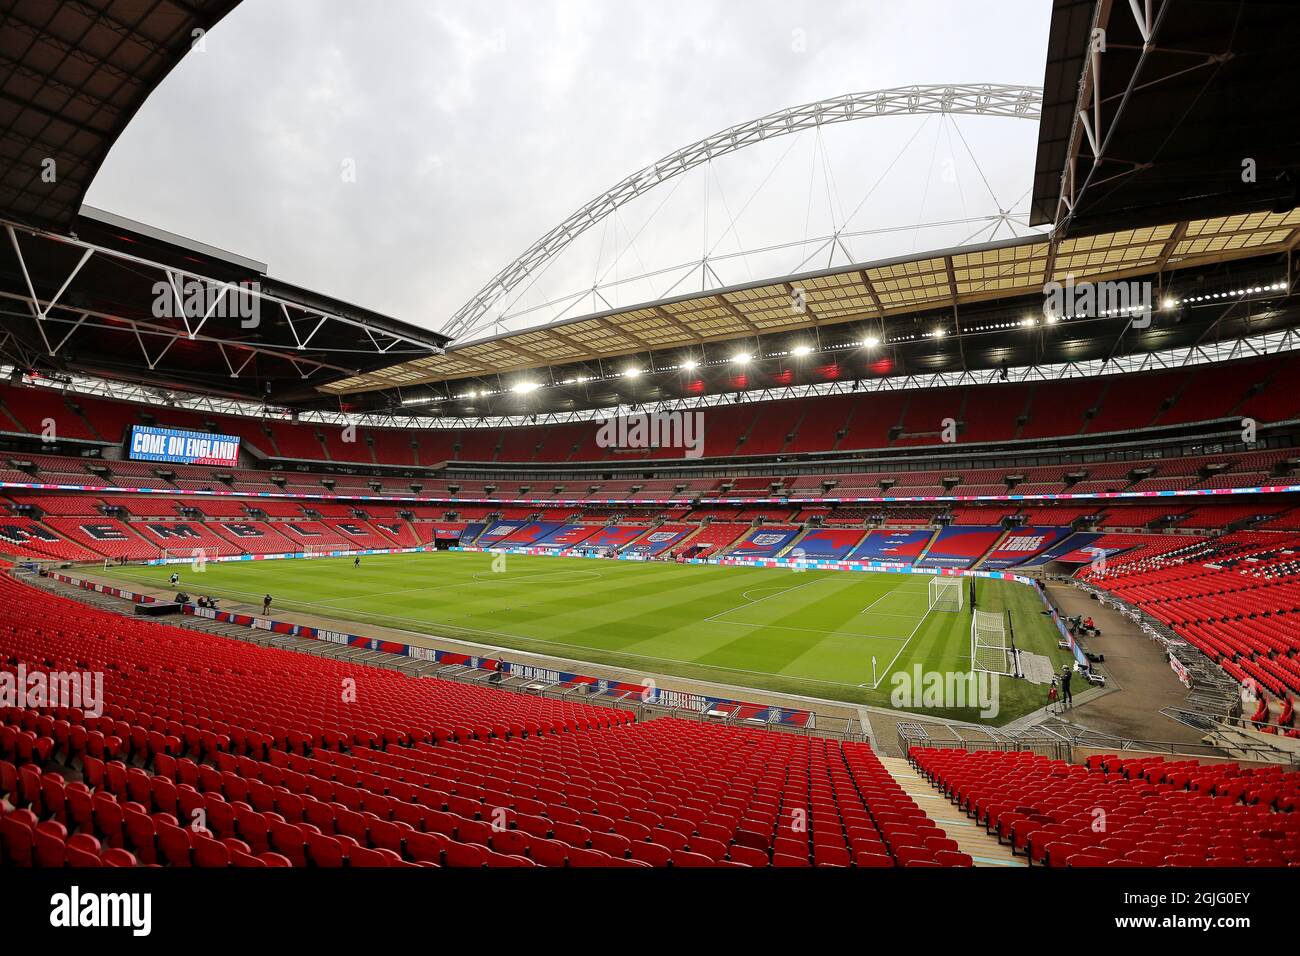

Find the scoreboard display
[[127, 425, 241, 467]]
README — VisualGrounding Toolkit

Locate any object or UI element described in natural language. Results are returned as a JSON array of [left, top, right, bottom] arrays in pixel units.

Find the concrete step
[[878, 755, 1025, 867]]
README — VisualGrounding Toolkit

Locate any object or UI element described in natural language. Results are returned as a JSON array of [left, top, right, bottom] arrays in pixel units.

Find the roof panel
[[0, 0, 244, 231], [322, 215, 1300, 394]]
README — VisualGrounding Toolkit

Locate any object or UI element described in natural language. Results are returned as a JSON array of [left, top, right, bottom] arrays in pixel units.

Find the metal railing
[[900, 714, 1298, 767]]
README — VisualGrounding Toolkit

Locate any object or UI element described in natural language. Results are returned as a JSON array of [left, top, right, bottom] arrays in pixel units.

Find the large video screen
[[127, 425, 241, 467]]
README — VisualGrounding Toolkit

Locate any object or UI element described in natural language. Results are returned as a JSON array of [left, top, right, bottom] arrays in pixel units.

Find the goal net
[[161, 547, 224, 568], [304, 542, 351, 558], [971, 609, 1014, 675], [927, 575, 964, 612]]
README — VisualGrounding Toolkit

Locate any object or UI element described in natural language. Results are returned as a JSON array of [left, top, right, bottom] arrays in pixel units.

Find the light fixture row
[[450, 280, 1289, 400]]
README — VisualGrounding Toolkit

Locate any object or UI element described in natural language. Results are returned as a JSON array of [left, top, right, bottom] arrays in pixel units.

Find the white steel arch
[[443, 83, 1042, 341]]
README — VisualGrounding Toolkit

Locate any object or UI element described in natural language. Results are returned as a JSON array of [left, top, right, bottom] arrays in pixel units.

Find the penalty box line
[[870, 601, 945, 691]]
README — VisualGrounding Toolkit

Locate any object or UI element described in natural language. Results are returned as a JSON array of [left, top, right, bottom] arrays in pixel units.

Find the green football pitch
[[99, 550, 1074, 722]]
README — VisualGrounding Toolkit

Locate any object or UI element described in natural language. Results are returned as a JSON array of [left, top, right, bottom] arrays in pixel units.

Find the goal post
[[927, 574, 964, 612], [161, 546, 223, 568], [303, 542, 352, 558], [971, 608, 1015, 676]]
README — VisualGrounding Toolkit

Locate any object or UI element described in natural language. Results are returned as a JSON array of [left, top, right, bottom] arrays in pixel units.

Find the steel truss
[[8, 328, 1298, 436], [1053, 0, 1193, 232], [0, 219, 442, 383], [442, 85, 1042, 342]]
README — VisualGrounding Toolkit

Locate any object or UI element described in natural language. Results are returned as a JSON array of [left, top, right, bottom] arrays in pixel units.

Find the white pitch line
[[104, 554, 938, 692], [705, 619, 910, 642], [701, 574, 829, 624], [871, 603, 938, 690], [327, 567, 606, 603]]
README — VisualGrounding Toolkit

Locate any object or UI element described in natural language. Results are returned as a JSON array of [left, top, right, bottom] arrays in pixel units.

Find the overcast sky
[[87, 0, 1053, 338]]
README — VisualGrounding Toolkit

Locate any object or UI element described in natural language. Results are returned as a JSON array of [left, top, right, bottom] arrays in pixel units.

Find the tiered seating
[[624, 524, 693, 556], [410, 522, 470, 545], [785, 395, 855, 452], [98, 496, 180, 518], [1086, 374, 1167, 433], [367, 520, 421, 548], [673, 523, 746, 557], [949, 506, 1015, 525], [252, 500, 309, 518], [1172, 505, 1271, 529], [319, 426, 375, 465], [38, 518, 157, 560], [369, 430, 417, 467], [701, 405, 758, 458], [185, 498, 250, 519], [1096, 506, 1187, 528], [58, 394, 142, 443], [1081, 532, 1300, 696], [131, 521, 244, 558], [1157, 361, 1272, 425], [918, 526, 1003, 569], [728, 526, 802, 558], [911, 748, 1300, 867], [1257, 509, 1300, 531], [1014, 505, 1098, 525], [6, 495, 103, 516], [743, 401, 805, 456], [3, 355, 1300, 470], [0, 384, 97, 440], [0, 519, 101, 561], [838, 392, 907, 451], [497, 427, 540, 463], [819, 507, 872, 526], [0, 572, 959, 867], [265, 422, 326, 461], [3, 446, 1290, 508], [979, 526, 1072, 570], [894, 390, 956, 446], [788, 528, 866, 559], [304, 501, 357, 519], [883, 471, 953, 496], [960, 385, 1028, 442], [849, 529, 934, 563], [1020, 380, 1099, 439], [306, 521, 401, 550], [235, 522, 334, 553], [455, 431, 499, 462]]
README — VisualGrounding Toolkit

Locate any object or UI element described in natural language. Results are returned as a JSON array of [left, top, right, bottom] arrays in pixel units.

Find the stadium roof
[[0, 0, 448, 407], [309, 0, 1300, 417], [0, 0, 244, 232], [320, 209, 1300, 409], [1031, 0, 1300, 234], [0, 207, 449, 404], [4, 0, 1298, 420], [319, 0, 1300, 415]]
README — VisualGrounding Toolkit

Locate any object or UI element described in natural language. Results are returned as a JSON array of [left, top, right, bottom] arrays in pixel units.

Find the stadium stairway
[[778, 406, 810, 455], [668, 523, 708, 553], [458, 524, 488, 547], [2, 570, 981, 869], [908, 528, 943, 566], [774, 526, 813, 559], [877, 756, 1022, 866], [970, 528, 1012, 571]]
